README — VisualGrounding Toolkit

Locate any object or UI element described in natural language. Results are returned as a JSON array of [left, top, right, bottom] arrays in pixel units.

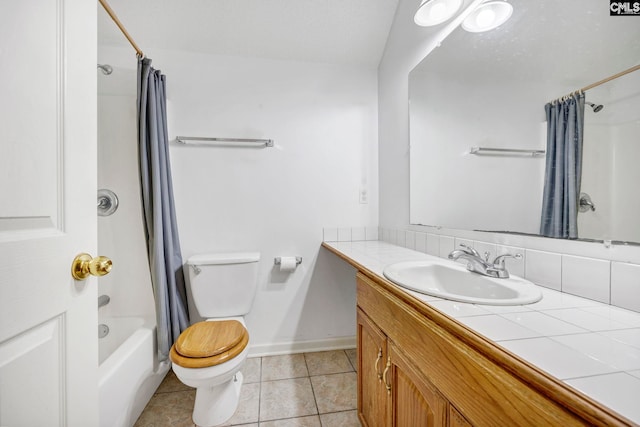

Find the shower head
[[97, 64, 113, 75], [586, 101, 604, 113]]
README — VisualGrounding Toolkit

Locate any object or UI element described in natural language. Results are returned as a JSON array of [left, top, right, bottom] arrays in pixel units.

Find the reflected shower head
[[586, 101, 604, 112], [97, 64, 113, 75]]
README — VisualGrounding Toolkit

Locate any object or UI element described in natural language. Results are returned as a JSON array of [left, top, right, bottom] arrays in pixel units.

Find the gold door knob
[[71, 253, 112, 280]]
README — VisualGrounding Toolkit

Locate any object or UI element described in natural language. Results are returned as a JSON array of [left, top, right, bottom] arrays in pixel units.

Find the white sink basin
[[383, 260, 542, 305]]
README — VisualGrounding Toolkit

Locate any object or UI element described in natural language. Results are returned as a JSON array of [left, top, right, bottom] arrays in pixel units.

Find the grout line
[[302, 351, 321, 418], [257, 356, 262, 424]]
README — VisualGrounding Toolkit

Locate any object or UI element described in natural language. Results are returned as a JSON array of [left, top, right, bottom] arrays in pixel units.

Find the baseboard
[[247, 336, 356, 358]]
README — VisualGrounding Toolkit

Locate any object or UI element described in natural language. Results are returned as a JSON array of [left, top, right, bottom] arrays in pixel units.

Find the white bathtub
[[98, 316, 170, 427]]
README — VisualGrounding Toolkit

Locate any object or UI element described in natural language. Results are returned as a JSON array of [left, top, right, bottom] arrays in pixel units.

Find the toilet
[[170, 252, 260, 427]]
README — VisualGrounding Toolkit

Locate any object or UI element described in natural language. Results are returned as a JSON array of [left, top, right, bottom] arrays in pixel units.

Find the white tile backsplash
[[611, 262, 640, 313], [439, 236, 455, 258], [562, 255, 610, 303], [405, 231, 416, 250], [323, 228, 338, 242], [351, 227, 366, 241], [337, 227, 352, 242], [365, 227, 379, 241], [426, 233, 440, 256], [415, 232, 427, 253], [525, 249, 562, 291]]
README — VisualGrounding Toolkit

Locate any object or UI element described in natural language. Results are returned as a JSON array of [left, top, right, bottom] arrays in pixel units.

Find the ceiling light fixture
[[462, 1, 513, 32], [414, 0, 463, 27]]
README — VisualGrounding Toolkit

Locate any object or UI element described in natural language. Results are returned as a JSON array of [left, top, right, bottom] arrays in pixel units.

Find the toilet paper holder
[[274, 256, 302, 266]]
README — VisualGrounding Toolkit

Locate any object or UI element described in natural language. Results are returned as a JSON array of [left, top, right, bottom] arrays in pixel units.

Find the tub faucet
[[448, 244, 522, 278]]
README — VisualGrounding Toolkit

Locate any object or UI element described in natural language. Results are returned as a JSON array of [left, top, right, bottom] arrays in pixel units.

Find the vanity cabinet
[[357, 308, 448, 426], [354, 271, 630, 427]]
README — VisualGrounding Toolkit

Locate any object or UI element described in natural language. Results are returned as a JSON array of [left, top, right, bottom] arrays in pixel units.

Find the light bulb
[[475, 8, 496, 28]]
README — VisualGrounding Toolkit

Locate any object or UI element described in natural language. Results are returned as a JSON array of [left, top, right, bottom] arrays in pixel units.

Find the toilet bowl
[[170, 317, 249, 426], [170, 252, 260, 427]]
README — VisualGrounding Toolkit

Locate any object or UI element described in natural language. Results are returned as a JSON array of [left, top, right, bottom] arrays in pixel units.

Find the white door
[[0, 0, 99, 426]]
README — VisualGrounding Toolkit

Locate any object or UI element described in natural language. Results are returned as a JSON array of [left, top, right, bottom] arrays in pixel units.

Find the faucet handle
[[492, 253, 523, 269], [459, 243, 480, 257]]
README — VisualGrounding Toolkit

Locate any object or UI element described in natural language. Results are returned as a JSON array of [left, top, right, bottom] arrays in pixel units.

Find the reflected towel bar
[[470, 147, 546, 157], [176, 136, 274, 148]]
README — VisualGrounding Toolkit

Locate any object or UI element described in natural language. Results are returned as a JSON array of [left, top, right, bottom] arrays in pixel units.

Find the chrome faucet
[[448, 244, 522, 278]]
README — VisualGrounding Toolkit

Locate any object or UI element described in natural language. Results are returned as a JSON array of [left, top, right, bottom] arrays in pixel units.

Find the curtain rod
[[551, 63, 640, 104], [580, 63, 640, 92], [99, 0, 144, 58]]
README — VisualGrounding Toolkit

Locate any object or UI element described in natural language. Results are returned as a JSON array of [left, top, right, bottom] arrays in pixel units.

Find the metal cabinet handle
[[382, 356, 391, 394], [374, 348, 383, 380]]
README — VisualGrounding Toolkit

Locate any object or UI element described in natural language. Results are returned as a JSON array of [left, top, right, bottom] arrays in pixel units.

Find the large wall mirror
[[409, 0, 640, 243]]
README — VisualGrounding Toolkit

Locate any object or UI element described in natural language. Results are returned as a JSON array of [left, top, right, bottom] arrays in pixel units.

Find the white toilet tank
[[186, 252, 260, 318]]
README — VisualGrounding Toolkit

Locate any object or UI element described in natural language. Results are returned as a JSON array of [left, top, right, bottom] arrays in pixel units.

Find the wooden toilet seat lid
[[170, 320, 249, 369], [175, 320, 247, 358]]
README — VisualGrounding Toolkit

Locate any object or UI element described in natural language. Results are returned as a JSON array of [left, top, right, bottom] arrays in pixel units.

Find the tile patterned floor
[[134, 349, 360, 427]]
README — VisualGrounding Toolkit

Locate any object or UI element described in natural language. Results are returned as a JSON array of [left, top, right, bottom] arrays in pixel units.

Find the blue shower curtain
[[137, 57, 189, 360], [540, 93, 585, 239]]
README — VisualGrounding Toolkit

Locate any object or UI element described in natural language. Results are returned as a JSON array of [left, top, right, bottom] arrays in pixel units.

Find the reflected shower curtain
[[540, 93, 585, 239], [137, 57, 189, 360]]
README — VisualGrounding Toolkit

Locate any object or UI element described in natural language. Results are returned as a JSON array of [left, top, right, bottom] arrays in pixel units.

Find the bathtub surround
[[137, 56, 190, 360]]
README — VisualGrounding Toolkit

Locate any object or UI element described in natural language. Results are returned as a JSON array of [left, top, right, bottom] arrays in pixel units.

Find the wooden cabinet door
[[449, 405, 473, 427], [357, 309, 389, 427], [388, 342, 448, 427]]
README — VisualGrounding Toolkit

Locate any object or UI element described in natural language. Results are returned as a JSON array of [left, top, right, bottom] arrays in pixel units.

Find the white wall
[[98, 46, 378, 354]]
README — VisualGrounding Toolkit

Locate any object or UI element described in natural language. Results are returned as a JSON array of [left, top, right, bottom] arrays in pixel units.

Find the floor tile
[[134, 389, 195, 427], [243, 357, 262, 384], [225, 382, 260, 425], [344, 348, 357, 372], [311, 372, 357, 414], [261, 354, 309, 381], [156, 370, 193, 394], [304, 350, 354, 376], [319, 410, 360, 427], [260, 377, 318, 421], [259, 415, 322, 426]]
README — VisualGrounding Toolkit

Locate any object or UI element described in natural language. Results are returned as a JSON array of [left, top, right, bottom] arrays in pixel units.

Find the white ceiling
[[98, 0, 400, 67]]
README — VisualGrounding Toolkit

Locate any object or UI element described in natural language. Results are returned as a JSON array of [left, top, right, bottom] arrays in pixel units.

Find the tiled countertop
[[324, 240, 640, 425]]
